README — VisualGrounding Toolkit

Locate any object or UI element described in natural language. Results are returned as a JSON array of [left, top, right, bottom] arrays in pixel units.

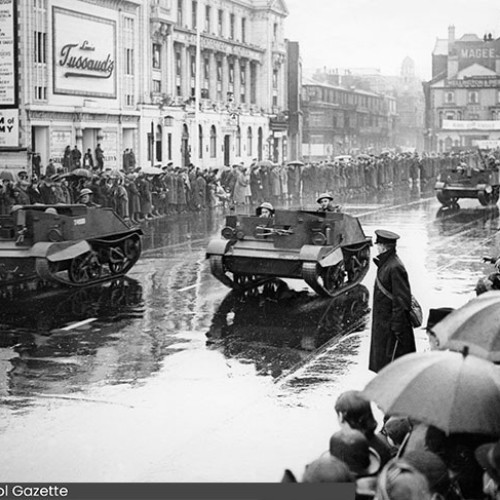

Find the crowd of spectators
[[284, 387, 500, 500], [1, 149, 497, 223]]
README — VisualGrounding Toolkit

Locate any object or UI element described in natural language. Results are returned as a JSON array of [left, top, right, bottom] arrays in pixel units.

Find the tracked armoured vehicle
[[0, 204, 142, 288], [206, 209, 372, 297], [435, 161, 500, 207]]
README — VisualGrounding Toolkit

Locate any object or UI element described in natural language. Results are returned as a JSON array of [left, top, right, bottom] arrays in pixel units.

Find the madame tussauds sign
[[53, 7, 117, 98]]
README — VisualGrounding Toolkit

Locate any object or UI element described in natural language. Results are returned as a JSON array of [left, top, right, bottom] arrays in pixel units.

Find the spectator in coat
[[95, 143, 105, 171], [369, 229, 416, 373]]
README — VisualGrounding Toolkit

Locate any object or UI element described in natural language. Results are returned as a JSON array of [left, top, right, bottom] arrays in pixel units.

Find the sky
[[283, 0, 500, 80]]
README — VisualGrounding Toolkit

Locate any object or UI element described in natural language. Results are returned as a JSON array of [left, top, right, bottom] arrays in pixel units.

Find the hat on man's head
[[302, 453, 355, 483], [78, 188, 93, 198], [426, 307, 454, 331], [383, 416, 412, 446], [404, 450, 451, 495], [329, 428, 381, 477], [475, 440, 500, 485], [375, 229, 400, 245], [317, 192, 334, 203]]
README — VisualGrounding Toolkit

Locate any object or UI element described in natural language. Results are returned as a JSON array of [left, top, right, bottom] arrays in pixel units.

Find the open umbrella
[[432, 291, 500, 362], [362, 349, 500, 435], [258, 160, 273, 168], [67, 168, 91, 178], [139, 166, 163, 175], [0, 170, 15, 181], [287, 160, 304, 167]]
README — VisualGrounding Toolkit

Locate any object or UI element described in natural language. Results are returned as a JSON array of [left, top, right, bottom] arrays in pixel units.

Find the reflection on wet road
[[0, 187, 499, 481]]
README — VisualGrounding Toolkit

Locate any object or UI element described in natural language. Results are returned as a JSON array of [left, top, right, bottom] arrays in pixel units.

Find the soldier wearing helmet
[[317, 192, 341, 213], [77, 188, 99, 207], [256, 201, 274, 218]]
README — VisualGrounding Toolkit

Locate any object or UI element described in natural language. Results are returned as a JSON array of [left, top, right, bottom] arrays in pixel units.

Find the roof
[[433, 38, 448, 56], [303, 78, 383, 98], [251, 0, 289, 15], [459, 33, 482, 42]]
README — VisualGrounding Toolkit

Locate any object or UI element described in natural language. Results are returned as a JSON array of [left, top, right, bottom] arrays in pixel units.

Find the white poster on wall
[[0, 109, 18, 147], [0, 0, 16, 105], [52, 7, 117, 98]]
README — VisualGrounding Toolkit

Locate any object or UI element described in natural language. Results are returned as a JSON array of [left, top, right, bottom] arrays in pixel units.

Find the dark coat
[[369, 248, 416, 373]]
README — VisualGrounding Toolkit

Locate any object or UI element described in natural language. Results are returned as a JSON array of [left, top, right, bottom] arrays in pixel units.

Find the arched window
[[247, 126, 253, 156], [198, 124, 203, 159], [236, 126, 241, 156], [156, 124, 162, 162], [210, 125, 217, 158]]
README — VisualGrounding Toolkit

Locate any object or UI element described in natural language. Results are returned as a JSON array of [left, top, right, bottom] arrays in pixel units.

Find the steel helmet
[[78, 188, 93, 198], [317, 192, 334, 203], [256, 202, 274, 215]]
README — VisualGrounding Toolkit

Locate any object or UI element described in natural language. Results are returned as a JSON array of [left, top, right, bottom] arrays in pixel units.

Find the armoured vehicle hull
[[435, 165, 500, 207], [206, 209, 372, 298], [0, 204, 142, 288]]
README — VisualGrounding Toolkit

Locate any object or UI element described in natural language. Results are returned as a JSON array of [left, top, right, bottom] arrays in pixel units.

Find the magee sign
[[52, 7, 117, 98]]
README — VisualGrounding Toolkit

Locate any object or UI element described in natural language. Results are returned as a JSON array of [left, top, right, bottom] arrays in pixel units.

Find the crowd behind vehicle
[[2, 148, 499, 222]]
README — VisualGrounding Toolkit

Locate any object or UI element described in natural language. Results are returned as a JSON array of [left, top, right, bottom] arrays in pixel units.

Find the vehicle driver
[[77, 188, 99, 207], [317, 193, 341, 213], [256, 202, 275, 218]]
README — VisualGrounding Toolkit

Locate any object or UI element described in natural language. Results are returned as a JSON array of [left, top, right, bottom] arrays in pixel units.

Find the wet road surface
[[0, 185, 498, 481]]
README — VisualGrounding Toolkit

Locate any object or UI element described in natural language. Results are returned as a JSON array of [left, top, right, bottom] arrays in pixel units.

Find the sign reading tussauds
[[52, 7, 117, 98]]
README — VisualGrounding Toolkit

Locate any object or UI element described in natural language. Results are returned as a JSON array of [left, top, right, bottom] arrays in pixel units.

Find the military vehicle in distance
[[434, 158, 500, 207], [206, 209, 372, 297], [0, 204, 142, 288]]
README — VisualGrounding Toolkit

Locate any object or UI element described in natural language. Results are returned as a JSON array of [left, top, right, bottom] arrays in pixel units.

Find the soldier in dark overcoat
[[369, 229, 416, 373]]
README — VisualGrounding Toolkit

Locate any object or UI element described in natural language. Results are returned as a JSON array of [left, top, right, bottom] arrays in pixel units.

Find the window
[[236, 126, 241, 156], [273, 22, 278, 40], [272, 69, 278, 89], [229, 60, 234, 84], [178, 0, 183, 25], [445, 112, 454, 120], [210, 125, 217, 157], [445, 91, 454, 104], [250, 63, 256, 104], [218, 9, 223, 36], [34, 31, 47, 63], [34, 86, 47, 100], [468, 91, 479, 104], [247, 127, 253, 156], [240, 64, 246, 103], [230, 13, 235, 39], [125, 48, 134, 75], [152, 44, 161, 69], [126, 94, 134, 106], [241, 18, 246, 43], [153, 79, 161, 93], [190, 52, 196, 78], [216, 60, 222, 82], [204, 56, 210, 80], [198, 125, 203, 159], [205, 5, 211, 32], [192, 1, 197, 30], [175, 50, 181, 76]]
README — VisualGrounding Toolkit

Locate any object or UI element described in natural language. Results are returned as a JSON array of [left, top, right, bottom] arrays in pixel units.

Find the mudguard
[[206, 238, 232, 258], [46, 240, 92, 262]]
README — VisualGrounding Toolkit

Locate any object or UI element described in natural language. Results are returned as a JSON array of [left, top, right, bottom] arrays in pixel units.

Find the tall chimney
[[448, 25, 455, 43]]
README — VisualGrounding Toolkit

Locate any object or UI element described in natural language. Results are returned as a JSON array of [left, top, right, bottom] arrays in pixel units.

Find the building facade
[[424, 26, 500, 152], [301, 79, 397, 161], [3, 0, 289, 174]]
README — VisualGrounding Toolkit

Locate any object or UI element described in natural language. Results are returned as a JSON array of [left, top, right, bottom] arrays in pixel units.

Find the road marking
[[61, 318, 97, 331]]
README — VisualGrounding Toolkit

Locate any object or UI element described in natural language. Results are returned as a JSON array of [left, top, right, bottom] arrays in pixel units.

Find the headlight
[[312, 232, 327, 246], [221, 226, 235, 239]]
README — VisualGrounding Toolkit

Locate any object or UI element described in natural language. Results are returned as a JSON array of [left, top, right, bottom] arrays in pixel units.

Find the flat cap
[[375, 229, 400, 244]]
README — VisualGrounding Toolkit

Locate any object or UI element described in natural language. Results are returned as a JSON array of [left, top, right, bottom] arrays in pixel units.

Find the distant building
[[423, 25, 500, 152], [5, 0, 290, 173], [313, 61, 425, 151], [301, 78, 397, 160]]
